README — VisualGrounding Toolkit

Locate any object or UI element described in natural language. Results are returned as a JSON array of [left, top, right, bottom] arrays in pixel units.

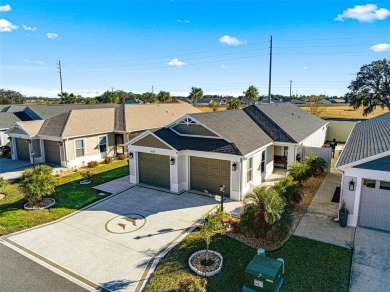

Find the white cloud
[[0, 4, 11, 12], [0, 18, 18, 32], [335, 4, 390, 22], [35, 60, 45, 65], [47, 32, 58, 39], [370, 43, 390, 52], [177, 19, 190, 23], [219, 35, 247, 46], [167, 58, 185, 67], [221, 64, 230, 69], [302, 66, 310, 70], [23, 25, 37, 31]]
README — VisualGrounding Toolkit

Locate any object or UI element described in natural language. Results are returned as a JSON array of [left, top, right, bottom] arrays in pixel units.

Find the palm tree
[[58, 92, 76, 104], [188, 87, 203, 106], [245, 85, 259, 100], [243, 186, 285, 225], [227, 99, 241, 110], [157, 90, 172, 103]]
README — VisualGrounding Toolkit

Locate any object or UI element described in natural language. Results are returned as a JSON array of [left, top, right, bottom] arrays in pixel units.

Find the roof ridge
[[60, 111, 72, 137], [244, 105, 296, 143]]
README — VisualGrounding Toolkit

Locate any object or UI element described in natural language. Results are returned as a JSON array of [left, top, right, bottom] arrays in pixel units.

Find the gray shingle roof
[[0, 112, 21, 129], [188, 110, 273, 155], [353, 155, 390, 172], [152, 128, 240, 155], [336, 112, 390, 167], [27, 104, 119, 120], [254, 103, 327, 143]]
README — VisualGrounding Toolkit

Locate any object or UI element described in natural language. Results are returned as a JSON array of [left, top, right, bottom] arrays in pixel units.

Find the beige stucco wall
[[65, 132, 115, 163], [327, 121, 358, 143]]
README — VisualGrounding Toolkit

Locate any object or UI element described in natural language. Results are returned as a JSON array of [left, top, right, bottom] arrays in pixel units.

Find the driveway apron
[[3, 187, 217, 292]]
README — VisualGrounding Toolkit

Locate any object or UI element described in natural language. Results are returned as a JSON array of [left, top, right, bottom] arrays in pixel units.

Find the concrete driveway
[[0, 158, 32, 180], [350, 227, 390, 292], [3, 186, 217, 292]]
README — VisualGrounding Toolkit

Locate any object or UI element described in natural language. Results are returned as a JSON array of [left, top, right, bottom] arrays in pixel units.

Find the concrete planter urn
[[189, 250, 223, 277], [80, 180, 91, 185], [24, 198, 56, 210]]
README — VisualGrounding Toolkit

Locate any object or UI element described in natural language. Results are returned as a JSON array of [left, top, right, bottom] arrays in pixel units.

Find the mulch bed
[[190, 252, 222, 274], [24, 199, 54, 209], [226, 173, 327, 251]]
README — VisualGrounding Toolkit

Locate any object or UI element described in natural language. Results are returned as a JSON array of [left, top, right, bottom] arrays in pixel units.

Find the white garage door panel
[[359, 187, 390, 232]]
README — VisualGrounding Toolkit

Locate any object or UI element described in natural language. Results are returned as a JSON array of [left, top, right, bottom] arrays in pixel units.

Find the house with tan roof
[[6, 103, 199, 167], [125, 103, 328, 200]]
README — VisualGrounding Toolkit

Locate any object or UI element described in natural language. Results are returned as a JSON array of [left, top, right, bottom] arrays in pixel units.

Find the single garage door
[[44, 140, 61, 165], [15, 138, 30, 161], [138, 152, 170, 189], [359, 184, 390, 232], [190, 157, 230, 196]]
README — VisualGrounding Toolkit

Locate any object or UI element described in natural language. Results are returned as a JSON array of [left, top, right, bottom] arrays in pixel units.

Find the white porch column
[[287, 145, 296, 167], [11, 137, 17, 160], [129, 151, 138, 184], [170, 155, 179, 193], [230, 159, 241, 201]]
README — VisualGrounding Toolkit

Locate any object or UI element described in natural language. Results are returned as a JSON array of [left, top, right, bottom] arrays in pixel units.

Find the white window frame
[[260, 150, 266, 174], [98, 135, 108, 153], [247, 156, 253, 183], [74, 138, 86, 158]]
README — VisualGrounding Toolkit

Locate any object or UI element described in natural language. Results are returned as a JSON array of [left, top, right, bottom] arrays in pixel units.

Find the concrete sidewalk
[[294, 154, 355, 248]]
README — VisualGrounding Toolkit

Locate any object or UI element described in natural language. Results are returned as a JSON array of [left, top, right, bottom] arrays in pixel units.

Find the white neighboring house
[[125, 103, 328, 201], [336, 112, 390, 232]]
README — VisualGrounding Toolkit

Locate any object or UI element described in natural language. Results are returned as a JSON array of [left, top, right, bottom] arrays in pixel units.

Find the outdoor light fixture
[[170, 157, 175, 165], [349, 180, 355, 191], [129, 152, 134, 159], [232, 163, 237, 171], [57, 142, 63, 146], [31, 150, 35, 157]]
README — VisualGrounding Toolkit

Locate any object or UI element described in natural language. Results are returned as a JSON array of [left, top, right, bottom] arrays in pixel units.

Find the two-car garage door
[[359, 186, 390, 232]]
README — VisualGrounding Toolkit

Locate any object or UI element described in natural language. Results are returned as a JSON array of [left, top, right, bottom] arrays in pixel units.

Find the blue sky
[[1, 0, 389, 98]]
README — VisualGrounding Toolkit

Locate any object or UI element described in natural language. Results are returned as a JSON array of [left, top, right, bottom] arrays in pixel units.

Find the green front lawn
[[0, 160, 129, 235], [146, 232, 352, 292]]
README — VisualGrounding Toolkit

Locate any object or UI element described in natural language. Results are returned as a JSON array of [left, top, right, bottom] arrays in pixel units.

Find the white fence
[[302, 146, 332, 172]]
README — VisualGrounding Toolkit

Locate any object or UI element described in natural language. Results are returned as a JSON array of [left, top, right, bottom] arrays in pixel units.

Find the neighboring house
[[125, 103, 328, 200], [122, 99, 143, 105], [7, 103, 199, 167], [335, 112, 390, 232]]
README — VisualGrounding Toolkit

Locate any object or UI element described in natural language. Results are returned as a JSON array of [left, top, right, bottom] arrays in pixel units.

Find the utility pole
[[268, 35, 272, 103], [290, 80, 292, 98], [57, 60, 63, 98], [111, 87, 114, 93], [152, 85, 154, 94]]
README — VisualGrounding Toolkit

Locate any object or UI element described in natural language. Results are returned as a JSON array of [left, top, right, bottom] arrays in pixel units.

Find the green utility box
[[242, 249, 284, 292]]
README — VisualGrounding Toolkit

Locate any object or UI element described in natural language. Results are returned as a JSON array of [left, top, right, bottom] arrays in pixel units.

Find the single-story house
[[336, 112, 390, 232], [7, 103, 199, 167], [125, 103, 328, 201]]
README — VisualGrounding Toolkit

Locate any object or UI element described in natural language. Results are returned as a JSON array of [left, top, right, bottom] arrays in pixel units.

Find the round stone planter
[[24, 198, 56, 210], [189, 250, 223, 277], [80, 180, 91, 185]]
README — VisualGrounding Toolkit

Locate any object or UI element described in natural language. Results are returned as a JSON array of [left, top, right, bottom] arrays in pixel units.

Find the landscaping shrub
[[177, 276, 207, 292], [88, 161, 98, 168], [240, 186, 286, 238], [305, 156, 328, 176], [19, 165, 55, 202], [201, 212, 224, 259], [288, 162, 312, 184], [104, 156, 113, 164], [0, 176, 5, 188], [273, 176, 303, 205], [117, 154, 126, 160]]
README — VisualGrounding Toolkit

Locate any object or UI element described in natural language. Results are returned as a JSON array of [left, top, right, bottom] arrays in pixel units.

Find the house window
[[283, 146, 288, 157], [261, 151, 266, 173], [75, 139, 85, 158], [247, 157, 253, 183], [380, 181, 390, 191], [99, 136, 107, 153], [363, 179, 376, 188]]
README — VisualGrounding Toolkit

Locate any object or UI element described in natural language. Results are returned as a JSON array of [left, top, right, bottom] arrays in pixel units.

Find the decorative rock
[[24, 198, 56, 210], [0, 194, 5, 200], [97, 192, 106, 196], [189, 250, 223, 277]]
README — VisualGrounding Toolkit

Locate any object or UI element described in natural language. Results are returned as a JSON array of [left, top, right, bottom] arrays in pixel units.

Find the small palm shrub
[[240, 186, 286, 238], [305, 156, 328, 176], [19, 165, 55, 202], [104, 156, 113, 164], [288, 162, 312, 185], [88, 161, 98, 168], [117, 154, 126, 160], [273, 176, 303, 205]]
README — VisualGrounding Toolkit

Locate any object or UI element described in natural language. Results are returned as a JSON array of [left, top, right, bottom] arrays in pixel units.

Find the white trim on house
[[336, 150, 390, 170], [98, 134, 108, 154], [74, 138, 87, 159], [123, 130, 177, 151]]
